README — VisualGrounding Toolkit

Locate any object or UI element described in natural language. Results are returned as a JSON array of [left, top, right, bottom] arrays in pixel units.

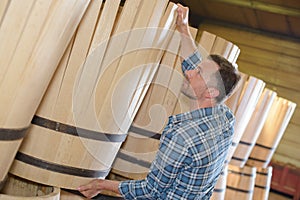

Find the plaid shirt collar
[[168, 104, 226, 125]]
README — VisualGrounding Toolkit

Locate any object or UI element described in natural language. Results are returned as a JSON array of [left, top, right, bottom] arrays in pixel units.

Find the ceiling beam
[[208, 0, 300, 17]]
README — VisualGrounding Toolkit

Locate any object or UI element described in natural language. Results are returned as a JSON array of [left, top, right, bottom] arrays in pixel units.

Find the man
[[78, 4, 240, 199]]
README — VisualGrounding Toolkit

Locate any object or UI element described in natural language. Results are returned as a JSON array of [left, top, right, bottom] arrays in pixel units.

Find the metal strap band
[[32, 115, 127, 142], [0, 126, 28, 141], [228, 170, 255, 177], [129, 125, 161, 140], [116, 151, 152, 168], [15, 152, 110, 178], [213, 188, 225, 193], [255, 184, 269, 190], [239, 141, 253, 146], [226, 186, 253, 194], [248, 157, 266, 163], [254, 143, 274, 150], [231, 156, 247, 162]]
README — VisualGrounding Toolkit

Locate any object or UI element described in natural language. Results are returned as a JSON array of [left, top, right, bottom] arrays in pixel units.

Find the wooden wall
[[196, 22, 300, 167]]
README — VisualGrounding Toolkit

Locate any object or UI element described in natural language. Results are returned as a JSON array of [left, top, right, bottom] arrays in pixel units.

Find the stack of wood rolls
[[5, 0, 179, 193], [0, 0, 90, 194], [0, 0, 296, 199]]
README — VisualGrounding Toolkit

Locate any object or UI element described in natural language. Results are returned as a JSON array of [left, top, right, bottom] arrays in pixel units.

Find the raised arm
[[176, 4, 197, 60]]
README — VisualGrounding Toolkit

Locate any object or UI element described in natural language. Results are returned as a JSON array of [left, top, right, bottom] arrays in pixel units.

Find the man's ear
[[205, 87, 220, 98]]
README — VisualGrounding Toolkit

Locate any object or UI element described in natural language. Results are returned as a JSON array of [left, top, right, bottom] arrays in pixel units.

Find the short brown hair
[[208, 54, 241, 103]]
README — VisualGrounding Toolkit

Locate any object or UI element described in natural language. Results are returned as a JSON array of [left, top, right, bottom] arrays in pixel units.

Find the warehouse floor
[[269, 190, 294, 200]]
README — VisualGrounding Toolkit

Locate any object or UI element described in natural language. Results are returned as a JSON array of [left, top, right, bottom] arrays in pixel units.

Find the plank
[[126, 1, 178, 125], [211, 36, 233, 59], [198, 31, 216, 54], [247, 98, 296, 167], [225, 73, 248, 113], [96, 0, 173, 133], [52, 0, 103, 124], [36, 36, 75, 118], [230, 89, 277, 167], [0, 0, 10, 25], [0, 0, 35, 88], [116, 0, 176, 133], [71, 0, 121, 130], [93, 0, 143, 116], [0, 0, 53, 126], [132, 27, 181, 132], [226, 76, 265, 162], [2, 0, 90, 128]]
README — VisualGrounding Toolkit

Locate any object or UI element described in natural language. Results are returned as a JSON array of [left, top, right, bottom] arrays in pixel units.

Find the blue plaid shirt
[[119, 104, 235, 199], [181, 50, 202, 73]]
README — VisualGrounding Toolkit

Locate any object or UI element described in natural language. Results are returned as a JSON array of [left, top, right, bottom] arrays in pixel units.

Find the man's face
[[181, 59, 219, 100]]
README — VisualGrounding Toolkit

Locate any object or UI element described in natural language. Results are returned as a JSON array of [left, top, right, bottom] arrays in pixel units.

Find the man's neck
[[190, 99, 217, 110]]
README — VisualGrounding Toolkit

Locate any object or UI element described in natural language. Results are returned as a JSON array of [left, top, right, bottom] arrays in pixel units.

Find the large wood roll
[[225, 165, 256, 200], [253, 167, 273, 200], [225, 76, 265, 163], [112, 30, 241, 179], [211, 165, 228, 200], [230, 89, 277, 167], [0, 175, 60, 200], [0, 0, 90, 188], [247, 97, 296, 168], [10, 0, 177, 189]]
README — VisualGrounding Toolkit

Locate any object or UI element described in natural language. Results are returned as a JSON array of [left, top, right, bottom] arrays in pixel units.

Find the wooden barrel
[[211, 165, 228, 200], [0, 0, 90, 187], [112, 30, 241, 179], [0, 175, 60, 200], [253, 167, 273, 200], [230, 89, 276, 167], [225, 76, 265, 163], [247, 97, 296, 168], [225, 165, 256, 200], [10, 0, 177, 189]]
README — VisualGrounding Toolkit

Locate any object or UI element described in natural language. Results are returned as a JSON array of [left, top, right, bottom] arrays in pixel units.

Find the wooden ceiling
[[171, 0, 300, 39]]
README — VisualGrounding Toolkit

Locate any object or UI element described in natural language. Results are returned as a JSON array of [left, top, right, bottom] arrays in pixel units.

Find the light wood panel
[[10, 0, 178, 189], [0, 0, 89, 187]]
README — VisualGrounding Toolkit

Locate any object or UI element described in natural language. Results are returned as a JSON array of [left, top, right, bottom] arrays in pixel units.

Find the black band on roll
[[31, 115, 127, 142], [0, 126, 28, 141], [228, 170, 255, 177], [231, 156, 247, 162], [248, 157, 266, 163], [239, 141, 253, 146], [15, 152, 110, 178], [129, 125, 161, 140], [226, 186, 253, 194], [255, 184, 269, 189], [116, 151, 152, 168], [213, 188, 225, 193], [254, 143, 274, 150]]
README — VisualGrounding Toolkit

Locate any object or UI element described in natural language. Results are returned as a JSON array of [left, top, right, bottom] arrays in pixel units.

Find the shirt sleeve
[[119, 132, 192, 199], [181, 50, 202, 73]]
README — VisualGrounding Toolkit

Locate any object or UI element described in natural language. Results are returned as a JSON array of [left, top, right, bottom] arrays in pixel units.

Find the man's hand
[[176, 4, 189, 34], [78, 179, 121, 199]]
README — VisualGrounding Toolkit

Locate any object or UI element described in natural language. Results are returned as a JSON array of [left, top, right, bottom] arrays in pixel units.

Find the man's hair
[[208, 54, 241, 103]]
